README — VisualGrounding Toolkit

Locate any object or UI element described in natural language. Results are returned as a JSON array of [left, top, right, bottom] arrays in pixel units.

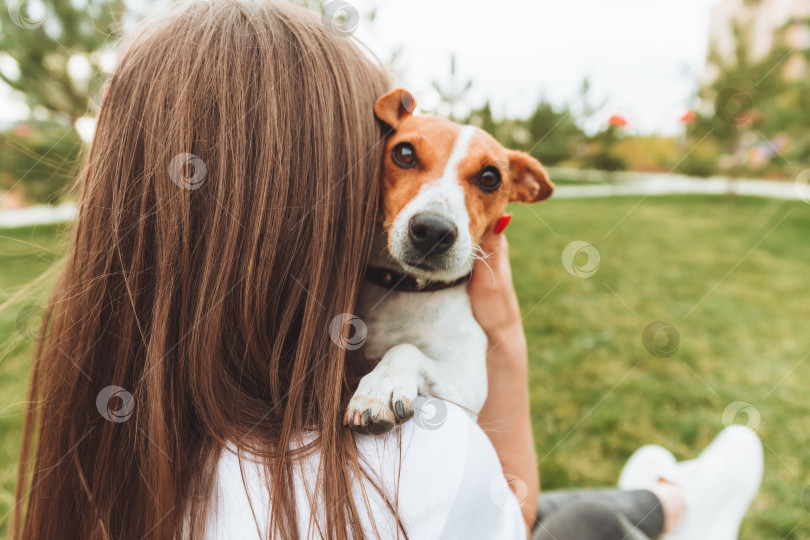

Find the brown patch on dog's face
[[379, 115, 457, 231], [456, 133, 514, 241], [374, 88, 554, 275]]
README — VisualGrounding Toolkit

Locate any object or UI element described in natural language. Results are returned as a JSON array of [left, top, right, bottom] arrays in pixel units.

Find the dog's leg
[[344, 343, 430, 435]]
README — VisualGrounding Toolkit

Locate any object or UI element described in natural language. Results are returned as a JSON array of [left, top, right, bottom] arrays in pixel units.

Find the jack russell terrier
[[344, 89, 554, 435]]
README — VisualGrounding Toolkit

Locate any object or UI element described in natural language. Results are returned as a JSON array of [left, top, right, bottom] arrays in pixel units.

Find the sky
[[0, 0, 720, 135], [350, 0, 720, 134]]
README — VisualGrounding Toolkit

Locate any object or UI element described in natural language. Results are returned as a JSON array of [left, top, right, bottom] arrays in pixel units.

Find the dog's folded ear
[[374, 88, 417, 130], [507, 150, 555, 203]]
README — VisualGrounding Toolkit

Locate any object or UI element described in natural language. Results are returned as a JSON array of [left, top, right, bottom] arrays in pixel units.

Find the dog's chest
[[357, 284, 485, 362]]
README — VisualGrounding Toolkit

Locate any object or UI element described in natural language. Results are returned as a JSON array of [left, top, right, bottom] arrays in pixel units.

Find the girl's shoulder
[[208, 396, 526, 539]]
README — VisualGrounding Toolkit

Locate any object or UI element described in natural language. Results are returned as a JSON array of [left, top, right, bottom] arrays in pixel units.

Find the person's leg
[[534, 425, 764, 540], [534, 489, 664, 538], [531, 500, 651, 540], [619, 426, 763, 540]]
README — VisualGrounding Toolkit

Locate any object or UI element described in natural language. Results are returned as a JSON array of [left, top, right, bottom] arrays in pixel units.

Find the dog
[[343, 89, 554, 435]]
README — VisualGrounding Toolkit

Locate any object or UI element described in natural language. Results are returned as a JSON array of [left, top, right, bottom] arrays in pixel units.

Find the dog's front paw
[[344, 375, 416, 436]]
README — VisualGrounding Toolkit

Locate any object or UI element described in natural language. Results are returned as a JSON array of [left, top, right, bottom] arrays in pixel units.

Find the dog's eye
[[392, 142, 418, 168], [478, 166, 502, 192]]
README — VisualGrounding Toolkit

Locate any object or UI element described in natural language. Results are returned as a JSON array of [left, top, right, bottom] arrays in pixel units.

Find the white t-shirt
[[206, 395, 527, 539]]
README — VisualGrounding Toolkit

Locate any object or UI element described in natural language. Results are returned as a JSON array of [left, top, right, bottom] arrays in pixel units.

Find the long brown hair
[[13, 1, 397, 538]]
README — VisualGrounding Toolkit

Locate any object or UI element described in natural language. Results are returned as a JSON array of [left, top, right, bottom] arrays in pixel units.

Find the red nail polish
[[493, 213, 512, 234]]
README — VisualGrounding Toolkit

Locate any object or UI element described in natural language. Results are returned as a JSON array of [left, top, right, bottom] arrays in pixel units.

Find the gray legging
[[531, 489, 665, 540]]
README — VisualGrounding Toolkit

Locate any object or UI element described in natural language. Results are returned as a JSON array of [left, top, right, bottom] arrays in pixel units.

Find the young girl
[[13, 1, 762, 539]]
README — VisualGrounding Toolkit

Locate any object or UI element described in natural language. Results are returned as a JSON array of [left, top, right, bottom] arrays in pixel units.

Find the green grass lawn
[[0, 222, 69, 533], [0, 195, 808, 538]]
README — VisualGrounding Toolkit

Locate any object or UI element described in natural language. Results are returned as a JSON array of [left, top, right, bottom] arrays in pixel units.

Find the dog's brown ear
[[374, 88, 417, 129], [507, 150, 554, 203]]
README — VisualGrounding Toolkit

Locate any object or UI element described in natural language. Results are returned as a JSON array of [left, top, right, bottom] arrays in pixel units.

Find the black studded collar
[[364, 266, 471, 293]]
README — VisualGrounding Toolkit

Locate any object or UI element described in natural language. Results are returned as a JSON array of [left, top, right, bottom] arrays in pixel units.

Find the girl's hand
[[469, 227, 538, 536], [467, 231, 527, 357]]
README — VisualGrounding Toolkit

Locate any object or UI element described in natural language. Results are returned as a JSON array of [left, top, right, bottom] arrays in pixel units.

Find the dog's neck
[[366, 225, 472, 290], [364, 265, 471, 293]]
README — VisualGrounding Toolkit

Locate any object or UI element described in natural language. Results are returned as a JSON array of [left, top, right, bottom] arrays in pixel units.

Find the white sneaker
[[662, 425, 763, 540], [618, 444, 677, 490]]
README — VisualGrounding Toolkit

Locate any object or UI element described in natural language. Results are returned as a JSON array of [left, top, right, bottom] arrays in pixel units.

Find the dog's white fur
[[346, 126, 489, 431]]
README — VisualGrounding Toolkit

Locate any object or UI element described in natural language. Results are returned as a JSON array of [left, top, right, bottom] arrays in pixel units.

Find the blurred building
[[703, 0, 810, 81]]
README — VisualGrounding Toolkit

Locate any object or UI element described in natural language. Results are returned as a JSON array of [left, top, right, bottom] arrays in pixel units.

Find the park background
[[0, 0, 809, 537]]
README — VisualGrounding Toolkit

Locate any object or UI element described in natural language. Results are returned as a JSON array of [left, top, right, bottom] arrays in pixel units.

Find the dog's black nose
[[408, 213, 458, 256]]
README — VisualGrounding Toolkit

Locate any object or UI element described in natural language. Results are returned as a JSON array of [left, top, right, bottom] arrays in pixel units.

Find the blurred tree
[[432, 54, 472, 122], [572, 79, 628, 171], [683, 20, 794, 180], [523, 100, 585, 166], [465, 79, 619, 169], [583, 124, 627, 172], [465, 98, 585, 167], [777, 16, 810, 165], [0, 0, 131, 203], [0, 0, 127, 121], [466, 100, 497, 135], [787, 74, 810, 164], [0, 123, 83, 203]]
